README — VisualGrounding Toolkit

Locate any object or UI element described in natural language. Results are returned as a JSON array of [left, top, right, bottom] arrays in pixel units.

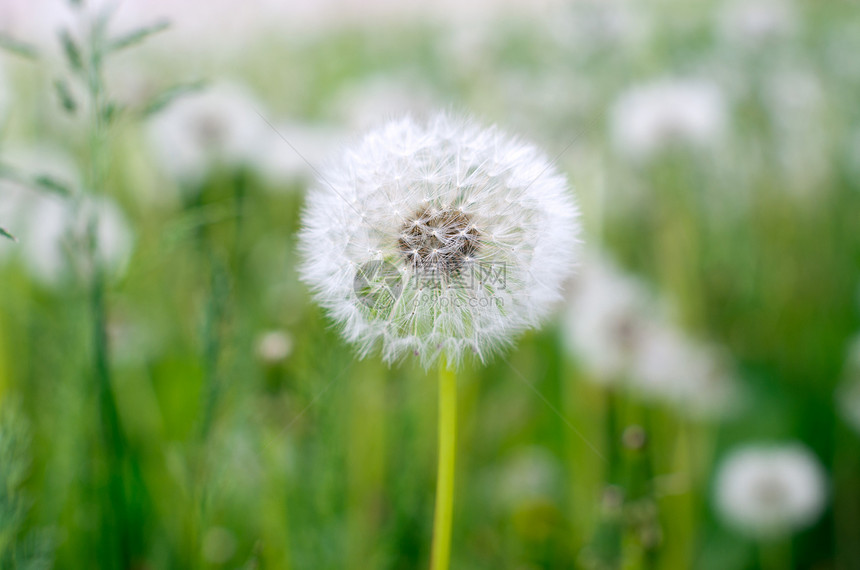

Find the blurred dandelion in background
[[146, 82, 270, 186], [609, 79, 727, 162], [714, 444, 827, 539]]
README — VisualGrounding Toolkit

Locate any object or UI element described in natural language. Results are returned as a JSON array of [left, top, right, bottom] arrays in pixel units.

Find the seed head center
[[398, 206, 479, 272]]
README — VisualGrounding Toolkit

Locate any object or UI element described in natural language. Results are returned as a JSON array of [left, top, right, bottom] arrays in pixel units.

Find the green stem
[[430, 362, 457, 570], [758, 538, 791, 570]]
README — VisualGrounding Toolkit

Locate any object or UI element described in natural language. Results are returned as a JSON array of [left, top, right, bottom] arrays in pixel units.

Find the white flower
[[256, 330, 294, 364], [0, 145, 81, 269], [146, 82, 268, 185], [0, 146, 133, 286], [21, 195, 133, 286], [562, 254, 654, 383], [714, 443, 827, 539], [563, 253, 740, 418], [298, 112, 580, 369], [630, 323, 740, 419], [610, 79, 727, 161]]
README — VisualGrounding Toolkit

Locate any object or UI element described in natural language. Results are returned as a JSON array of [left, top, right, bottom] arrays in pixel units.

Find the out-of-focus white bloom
[[763, 69, 829, 195], [299, 112, 580, 369], [562, 255, 654, 383], [610, 79, 727, 161], [714, 443, 827, 539], [563, 253, 740, 419], [146, 82, 268, 185], [631, 323, 740, 419], [252, 122, 344, 189], [0, 146, 133, 286], [20, 194, 133, 286], [256, 330, 294, 364], [0, 146, 82, 265], [717, 0, 797, 47], [80, 197, 135, 276], [837, 335, 860, 435]]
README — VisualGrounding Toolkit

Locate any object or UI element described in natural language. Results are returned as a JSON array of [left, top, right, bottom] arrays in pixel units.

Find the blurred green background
[[1, 0, 859, 568]]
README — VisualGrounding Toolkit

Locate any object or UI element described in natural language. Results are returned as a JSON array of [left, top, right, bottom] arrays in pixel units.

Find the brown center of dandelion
[[398, 206, 480, 274]]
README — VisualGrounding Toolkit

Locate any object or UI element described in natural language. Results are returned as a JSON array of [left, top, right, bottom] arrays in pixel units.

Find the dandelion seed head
[[563, 254, 654, 383], [299, 112, 580, 368], [146, 82, 268, 185], [0, 146, 133, 285], [610, 79, 727, 161], [714, 443, 827, 539]]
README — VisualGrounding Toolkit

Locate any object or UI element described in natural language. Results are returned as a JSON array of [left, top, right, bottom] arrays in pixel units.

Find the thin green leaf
[[140, 80, 207, 117], [59, 29, 83, 72], [31, 175, 73, 197], [107, 20, 170, 52], [54, 79, 78, 114], [0, 33, 39, 60], [0, 227, 17, 242], [101, 101, 123, 124]]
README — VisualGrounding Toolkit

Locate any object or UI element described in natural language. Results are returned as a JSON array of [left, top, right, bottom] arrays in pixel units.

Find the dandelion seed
[[714, 443, 827, 539], [298, 112, 580, 369]]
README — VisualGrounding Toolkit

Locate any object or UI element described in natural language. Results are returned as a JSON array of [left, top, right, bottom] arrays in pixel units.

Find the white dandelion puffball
[[0, 146, 133, 286], [610, 79, 727, 161], [298, 113, 580, 369], [256, 329, 294, 364], [562, 254, 655, 383], [714, 443, 828, 539], [146, 82, 268, 185]]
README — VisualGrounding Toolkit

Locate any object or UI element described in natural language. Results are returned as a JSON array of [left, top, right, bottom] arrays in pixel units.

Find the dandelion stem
[[430, 361, 457, 570]]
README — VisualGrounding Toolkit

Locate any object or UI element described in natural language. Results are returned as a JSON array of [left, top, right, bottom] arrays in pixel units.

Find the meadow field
[[1, 0, 859, 568]]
